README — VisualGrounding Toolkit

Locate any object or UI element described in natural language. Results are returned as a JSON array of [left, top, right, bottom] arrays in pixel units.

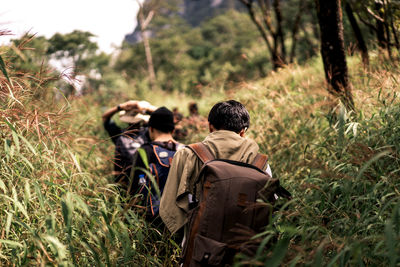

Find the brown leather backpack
[[182, 143, 291, 267]]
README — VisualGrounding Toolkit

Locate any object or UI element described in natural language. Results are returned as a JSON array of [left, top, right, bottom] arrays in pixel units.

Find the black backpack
[[115, 129, 149, 162], [182, 143, 291, 267], [114, 128, 149, 183], [137, 143, 184, 218]]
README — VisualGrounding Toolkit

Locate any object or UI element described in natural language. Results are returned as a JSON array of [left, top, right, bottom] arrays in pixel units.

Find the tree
[[137, 0, 157, 91], [238, 0, 306, 70], [315, 0, 355, 110], [344, 1, 369, 67], [47, 30, 107, 94], [351, 0, 400, 59], [115, 9, 266, 92], [47, 30, 98, 71]]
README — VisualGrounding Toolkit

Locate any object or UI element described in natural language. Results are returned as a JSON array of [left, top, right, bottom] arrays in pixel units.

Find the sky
[[1, 0, 140, 54]]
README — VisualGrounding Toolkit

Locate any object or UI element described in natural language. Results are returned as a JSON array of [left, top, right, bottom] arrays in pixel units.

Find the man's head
[[188, 102, 199, 116], [208, 100, 250, 135], [148, 107, 175, 140]]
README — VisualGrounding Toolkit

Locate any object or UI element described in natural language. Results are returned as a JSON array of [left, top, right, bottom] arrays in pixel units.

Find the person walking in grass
[[102, 100, 157, 190], [129, 107, 184, 225], [159, 100, 275, 265]]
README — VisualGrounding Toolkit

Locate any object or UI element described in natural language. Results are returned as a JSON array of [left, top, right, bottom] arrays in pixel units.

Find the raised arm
[[102, 100, 157, 122]]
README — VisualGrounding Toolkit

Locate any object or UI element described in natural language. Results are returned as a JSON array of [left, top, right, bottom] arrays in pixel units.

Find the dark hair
[[148, 107, 175, 133], [188, 102, 198, 115], [208, 100, 250, 133]]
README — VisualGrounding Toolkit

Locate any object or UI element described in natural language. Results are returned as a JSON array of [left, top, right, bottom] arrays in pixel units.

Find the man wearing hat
[[102, 100, 157, 188], [130, 107, 184, 222]]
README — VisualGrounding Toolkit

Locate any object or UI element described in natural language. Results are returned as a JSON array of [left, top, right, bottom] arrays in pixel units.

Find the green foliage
[[0, 55, 10, 82], [47, 30, 98, 63], [231, 58, 400, 266], [0, 44, 177, 266], [116, 0, 398, 97], [10, 35, 51, 72], [349, 0, 400, 51], [46, 30, 110, 94], [2, 7, 400, 264], [115, 9, 265, 94], [1, 36, 59, 102], [47, 30, 110, 76]]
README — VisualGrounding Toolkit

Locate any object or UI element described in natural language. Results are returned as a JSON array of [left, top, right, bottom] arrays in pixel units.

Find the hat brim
[[120, 113, 150, 124]]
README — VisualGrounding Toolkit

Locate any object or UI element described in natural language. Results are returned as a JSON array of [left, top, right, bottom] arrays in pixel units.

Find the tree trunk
[[273, 0, 286, 65], [387, 1, 400, 52], [240, 0, 283, 70], [375, 1, 387, 50], [345, 2, 369, 67], [300, 22, 317, 58], [289, 0, 306, 63], [311, 3, 320, 42], [240, 0, 289, 70], [315, 0, 355, 110], [138, 7, 157, 91], [381, 1, 392, 59]]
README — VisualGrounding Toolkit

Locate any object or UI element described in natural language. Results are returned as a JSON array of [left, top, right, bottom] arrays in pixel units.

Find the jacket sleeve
[[103, 119, 122, 144], [160, 148, 198, 234]]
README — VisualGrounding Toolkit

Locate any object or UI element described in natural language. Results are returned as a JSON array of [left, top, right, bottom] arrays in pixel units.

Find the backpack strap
[[187, 143, 214, 206], [187, 142, 214, 163], [152, 145, 172, 167], [252, 153, 269, 171]]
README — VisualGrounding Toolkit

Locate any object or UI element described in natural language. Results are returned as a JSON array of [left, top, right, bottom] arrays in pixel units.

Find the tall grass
[[233, 57, 400, 265], [0, 46, 178, 266], [1, 38, 400, 266]]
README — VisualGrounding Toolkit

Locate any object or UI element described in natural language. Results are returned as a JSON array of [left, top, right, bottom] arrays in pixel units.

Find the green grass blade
[[0, 178, 8, 193], [385, 220, 397, 267], [0, 239, 23, 248], [5, 211, 13, 237], [263, 237, 290, 267], [138, 148, 149, 169], [0, 55, 10, 82], [356, 150, 391, 180]]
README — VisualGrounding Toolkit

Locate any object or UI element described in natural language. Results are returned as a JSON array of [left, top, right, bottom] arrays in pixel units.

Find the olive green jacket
[[159, 130, 261, 234]]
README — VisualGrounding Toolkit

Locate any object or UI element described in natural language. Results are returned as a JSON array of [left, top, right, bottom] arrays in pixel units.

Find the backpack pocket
[[192, 234, 227, 265]]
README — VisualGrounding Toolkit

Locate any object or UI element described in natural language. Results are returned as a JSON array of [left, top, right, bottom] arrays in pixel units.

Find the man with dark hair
[[188, 102, 199, 116], [207, 100, 250, 133], [179, 101, 208, 140], [130, 107, 183, 221], [159, 100, 271, 235]]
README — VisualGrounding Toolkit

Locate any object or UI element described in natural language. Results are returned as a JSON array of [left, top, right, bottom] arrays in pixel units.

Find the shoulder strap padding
[[251, 153, 269, 171], [187, 143, 214, 163]]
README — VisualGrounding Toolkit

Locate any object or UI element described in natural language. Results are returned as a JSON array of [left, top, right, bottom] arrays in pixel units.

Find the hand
[[120, 100, 140, 111], [119, 100, 157, 113], [137, 101, 151, 110], [137, 101, 157, 113]]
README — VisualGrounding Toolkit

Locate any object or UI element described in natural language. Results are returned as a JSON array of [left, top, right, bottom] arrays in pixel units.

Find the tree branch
[[257, 0, 276, 36], [273, 0, 286, 63], [356, 13, 378, 33], [239, 0, 273, 53], [289, 0, 306, 62], [142, 10, 155, 30], [366, 7, 384, 22]]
